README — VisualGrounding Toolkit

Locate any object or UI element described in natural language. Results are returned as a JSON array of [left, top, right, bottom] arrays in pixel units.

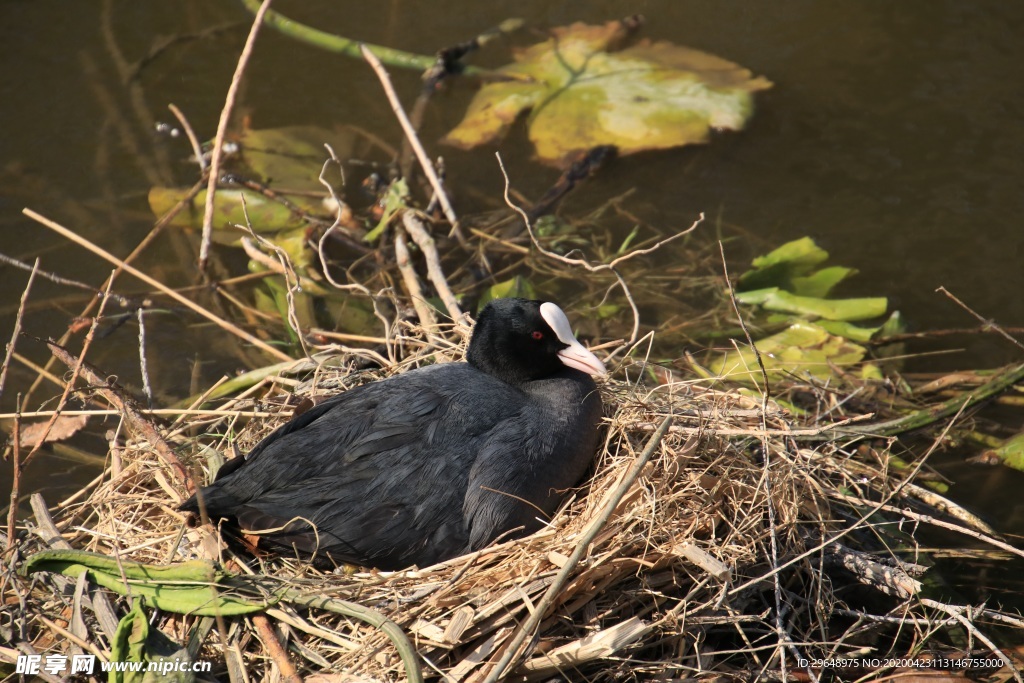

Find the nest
[[8, 326, 1023, 683]]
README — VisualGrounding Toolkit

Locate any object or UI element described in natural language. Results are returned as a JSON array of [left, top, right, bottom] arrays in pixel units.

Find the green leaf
[[737, 237, 829, 291], [148, 187, 321, 237], [816, 319, 882, 342], [479, 276, 536, 308], [791, 266, 856, 298], [750, 236, 828, 271], [983, 432, 1024, 472], [364, 179, 410, 243], [111, 602, 149, 683], [736, 288, 887, 322], [443, 19, 771, 167], [238, 126, 359, 194], [702, 321, 867, 384], [22, 550, 271, 616], [879, 310, 905, 337]]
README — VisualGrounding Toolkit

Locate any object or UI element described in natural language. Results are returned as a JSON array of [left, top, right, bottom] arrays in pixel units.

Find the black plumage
[[179, 298, 605, 569]]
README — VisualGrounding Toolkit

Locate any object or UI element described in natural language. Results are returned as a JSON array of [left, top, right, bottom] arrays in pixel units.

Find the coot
[[180, 298, 605, 569]]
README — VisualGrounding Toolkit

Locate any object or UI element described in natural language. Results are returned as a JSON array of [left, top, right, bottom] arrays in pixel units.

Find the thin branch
[[401, 211, 466, 327], [46, 340, 192, 489], [23, 208, 293, 362], [936, 285, 1024, 352], [167, 103, 206, 172], [237, 189, 311, 358], [136, 307, 153, 406], [5, 400, 22, 551], [497, 153, 703, 357], [0, 260, 39, 401], [199, 0, 273, 269], [394, 226, 437, 331], [314, 144, 397, 362], [360, 44, 463, 241], [20, 277, 116, 472], [0, 253, 131, 305]]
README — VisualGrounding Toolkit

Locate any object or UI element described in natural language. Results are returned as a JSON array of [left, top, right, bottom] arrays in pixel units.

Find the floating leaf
[[702, 321, 867, 383], [791, 266, 856, 298], [735, 288, 887, 322], [738, 237, 831, 292], [148, 126, 360, 234], [238, 125, 360, 193], [16, 414, 88, 448], [981, 432, 1024, 472], [443, 19, 771, 167], [148, 187, 321, 237], [816, 319, 882, 343]]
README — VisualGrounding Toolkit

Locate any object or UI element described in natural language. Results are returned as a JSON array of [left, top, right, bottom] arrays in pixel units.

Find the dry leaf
[[18, 414, 88, 448], [443, 18, 772, 166]]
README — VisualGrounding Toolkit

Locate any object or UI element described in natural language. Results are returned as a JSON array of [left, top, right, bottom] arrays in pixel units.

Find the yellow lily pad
[[443, 19, 772, 167]]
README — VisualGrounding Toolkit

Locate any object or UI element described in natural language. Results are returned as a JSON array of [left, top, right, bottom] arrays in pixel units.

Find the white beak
[[540, 302, 607, 377]]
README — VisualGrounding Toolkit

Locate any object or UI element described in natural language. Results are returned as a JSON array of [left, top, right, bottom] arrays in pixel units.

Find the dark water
[[2, 2, 1023, 602]]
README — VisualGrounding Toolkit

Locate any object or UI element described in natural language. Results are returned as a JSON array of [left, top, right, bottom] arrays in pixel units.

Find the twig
[[0, 259, 38, 401], [919, 599, 1021, 682], [314, 144, 397, 361], [252, 614, 302, 683], [46, 340, 192, 489], [237, 190, 311, 358], [23, 208, 293, 362], [499, 154, 703, 272], [136, 307, 153, 406], [482, 415, 674, 682], [937, 285, 1024, 352], [497, 153, 703, 355], [394, 227, 437, 330], [200, 0, 273, 269], [5, 402, 21, 551], [719, 241, 770, 404], [241, 0, 448, 73], [401, 212, 466, 327], [19, 277, 115, 473], [0, 253, 133, 305], [167, 103, 206, 172], [360, 44, 463, 241]]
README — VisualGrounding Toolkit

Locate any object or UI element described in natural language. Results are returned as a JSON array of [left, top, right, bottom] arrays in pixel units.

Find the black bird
[[180, 298, 605, 569]]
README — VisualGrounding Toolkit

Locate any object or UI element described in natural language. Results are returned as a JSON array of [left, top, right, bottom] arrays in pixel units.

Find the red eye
[[531, 330, 544, 340]]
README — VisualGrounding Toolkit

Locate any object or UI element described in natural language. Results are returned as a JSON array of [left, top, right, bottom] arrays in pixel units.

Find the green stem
[[804, 362, 1024, 441], [238, 0, 486, 77], [282, 589, 423, 683]]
